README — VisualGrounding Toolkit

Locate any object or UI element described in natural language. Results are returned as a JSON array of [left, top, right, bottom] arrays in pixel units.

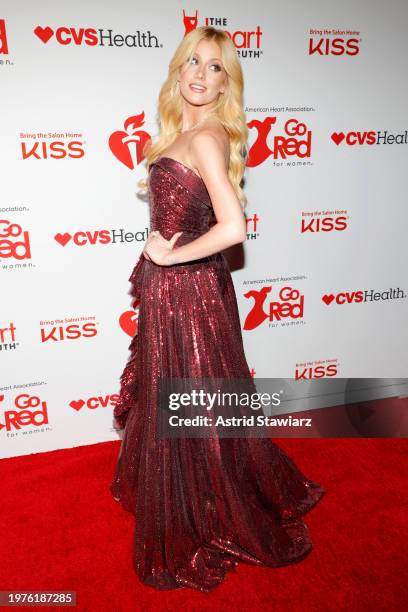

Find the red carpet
[[1, 437, 407, 611]]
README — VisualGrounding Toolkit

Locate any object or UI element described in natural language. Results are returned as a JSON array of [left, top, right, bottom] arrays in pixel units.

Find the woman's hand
[[143, 230, 183, 266]]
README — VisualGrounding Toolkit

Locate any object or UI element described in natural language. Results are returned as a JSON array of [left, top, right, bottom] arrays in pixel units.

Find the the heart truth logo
[[321, 288, 406, 305], [33, 25, 159, 48], [182, 11, 264, 52]]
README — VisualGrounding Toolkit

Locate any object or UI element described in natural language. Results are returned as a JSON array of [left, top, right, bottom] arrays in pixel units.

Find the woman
[[110, 25, 325, 592]]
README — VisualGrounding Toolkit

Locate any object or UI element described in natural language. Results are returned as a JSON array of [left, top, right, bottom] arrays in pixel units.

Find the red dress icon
[[110, 156, 325, 592]]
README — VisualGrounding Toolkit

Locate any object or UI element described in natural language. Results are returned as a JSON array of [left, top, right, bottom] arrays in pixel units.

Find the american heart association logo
[[109, 112, 151, 170]]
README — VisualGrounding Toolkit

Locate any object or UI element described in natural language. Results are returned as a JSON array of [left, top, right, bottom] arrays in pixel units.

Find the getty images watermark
[[156, 377, 408, 438]]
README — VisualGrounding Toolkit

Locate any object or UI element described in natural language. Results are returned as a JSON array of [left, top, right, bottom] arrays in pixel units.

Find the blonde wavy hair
[[137, 25, 249, 209]]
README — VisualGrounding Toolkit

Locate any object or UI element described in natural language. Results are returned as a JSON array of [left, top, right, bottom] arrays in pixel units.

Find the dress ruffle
[[113, 254, 146, 429]]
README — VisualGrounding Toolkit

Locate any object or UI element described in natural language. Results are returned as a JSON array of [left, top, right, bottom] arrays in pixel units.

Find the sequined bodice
[[148, 156, 216, 248]]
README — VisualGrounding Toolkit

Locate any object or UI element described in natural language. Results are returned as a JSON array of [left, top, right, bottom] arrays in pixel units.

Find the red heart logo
[[331, 132, 345, 145], [119, 309, 139, 337], [109, 131, 136, 170], [34, 26, 54, 43], [54, 232, 71, 246], [0, 395, 4, 402], [70, 400, 85, 411], [108, 128, 150, 169], [322, 294, 335, 305]]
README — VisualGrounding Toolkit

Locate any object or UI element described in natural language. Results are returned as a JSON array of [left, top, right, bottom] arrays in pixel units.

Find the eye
[[189, 57, 222, 72]]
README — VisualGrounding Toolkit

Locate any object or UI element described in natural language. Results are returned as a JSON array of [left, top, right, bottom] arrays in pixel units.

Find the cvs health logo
[[0, 219, 31, 261], [54, 230, 111, 247], [331, 130, 408, 146], [244, 286, 305, 330], [54, 227, 149, 247], [322, 291, 363, 306], [0, 393, 49, 433], [331, 131, 376, 146], [34, 25, 97, 45], [109, 112, 151, 169], [322, 287, 405, 306], [69, 394, 118, 413], [246, 117, 312, 167], [33, 25, 158, 48]]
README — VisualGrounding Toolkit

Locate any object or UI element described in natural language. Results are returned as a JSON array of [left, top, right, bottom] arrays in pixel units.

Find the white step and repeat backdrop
[[1, 1, 407, 458]]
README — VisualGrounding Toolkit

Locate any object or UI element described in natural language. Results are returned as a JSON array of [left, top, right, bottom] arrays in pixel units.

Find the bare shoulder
[[188, 120, 230, 173]]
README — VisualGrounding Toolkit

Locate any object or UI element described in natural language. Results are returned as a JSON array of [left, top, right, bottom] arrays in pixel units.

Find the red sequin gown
[[110, 156, 325, 592]]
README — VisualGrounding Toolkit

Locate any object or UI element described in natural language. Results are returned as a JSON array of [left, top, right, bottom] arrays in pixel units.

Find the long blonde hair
[[138, 26, 249, 209]]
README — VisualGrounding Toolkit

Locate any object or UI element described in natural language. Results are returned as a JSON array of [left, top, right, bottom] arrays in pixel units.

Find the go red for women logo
[[0, 219, 31, 261], [246, 117, 312, 167], [0, 393, 49, 432], [243, 285, 305, 330]]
